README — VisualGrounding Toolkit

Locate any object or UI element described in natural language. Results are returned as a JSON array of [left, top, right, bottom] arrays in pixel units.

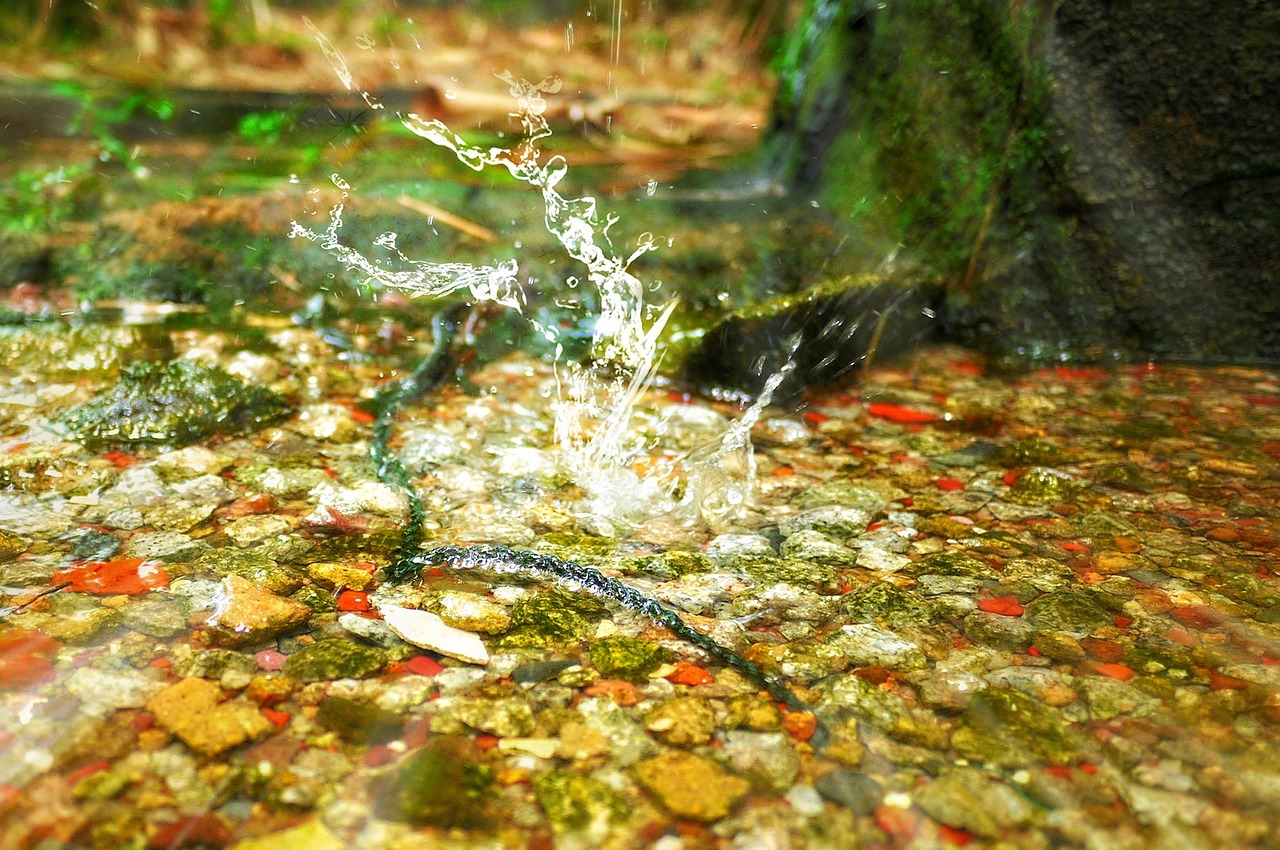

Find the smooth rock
[[146, 677, 272, 756], [633, 751, 751, 822], [205, 575, 312, 648], [379, 605, 489, 665]]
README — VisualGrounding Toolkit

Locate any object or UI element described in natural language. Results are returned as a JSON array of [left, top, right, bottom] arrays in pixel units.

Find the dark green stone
[[59, 359, 292, 450], [841, 582, 935, 627], [316, 696, 402, 744], [375, 736, 495, 828], [532, 770, 626, 833]]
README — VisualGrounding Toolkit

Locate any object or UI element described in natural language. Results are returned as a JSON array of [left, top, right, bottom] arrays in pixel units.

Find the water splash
[[291, 25, 782, 529]]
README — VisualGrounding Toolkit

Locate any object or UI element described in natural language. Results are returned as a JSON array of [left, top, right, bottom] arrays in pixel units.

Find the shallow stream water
[[2, 48, 1280, 850]]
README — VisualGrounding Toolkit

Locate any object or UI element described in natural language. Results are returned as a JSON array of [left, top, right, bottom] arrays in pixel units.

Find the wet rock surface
[[1, 333, 1278, 849]]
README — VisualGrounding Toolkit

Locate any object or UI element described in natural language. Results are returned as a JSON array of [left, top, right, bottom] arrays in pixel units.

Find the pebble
[[154, 446, 231, 479], [824, 623, 928, 670], [223, 514, 293, 547], [146, 677, 272, 756], [292, 403, 359, 442], [913, 767, 1038, 838], [123, 531, 208, 562], [282, 638, 387, 682], [779, 529, 858, 564], [722, 731, 800, 792], [814, 769, 883, 816], [705, 533, 776, 564], [915, 669, 988, 712], [225, 819, 342, 850], [64, 666, 164, 714], [778, 506, 872, 539], [306, 561, 374, 592], [644, 696, 716, 747], [432, 590, 512, 634], [1023, 589, 1113, 636], [204, 575, 312, 648], [854, 546, 912, 572], [337, 613, 404, 648], [379, 604, 490, 665], [633, 751, 751, 822]]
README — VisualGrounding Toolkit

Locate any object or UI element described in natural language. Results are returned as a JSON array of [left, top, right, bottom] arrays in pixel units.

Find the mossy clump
[[1022, 589, 1111, 637], [589, 636, 670, 682], [906, 551, 996, 579], [375, 736, 495, 828], [59, 359, 292, 450]]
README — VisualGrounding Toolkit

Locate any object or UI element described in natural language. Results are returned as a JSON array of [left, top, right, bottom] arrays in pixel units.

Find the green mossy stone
[[533, 771, 626, 834], [292, 585, 338, 614], [282, 638, 386, 682], [0, 324, 169, 380], [505, 591, 603, 645], [589, 636, 670, 682], [992, 438, 1070, 467], [951, 688, 1080, 767], [1022, 589, 1111, 637], [841, 582, 936, 627], [0, 529, 30, 562], [906, 551, 996, 579], [736, 556, 839, 593], [191, 549, 303, 595], [1008, 468, 1079, 506], [376, 736, 495, 828], [59, 359, 292, 450]]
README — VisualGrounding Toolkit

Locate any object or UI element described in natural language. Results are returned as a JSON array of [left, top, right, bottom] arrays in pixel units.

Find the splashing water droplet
[[293, 28, 790, 528]]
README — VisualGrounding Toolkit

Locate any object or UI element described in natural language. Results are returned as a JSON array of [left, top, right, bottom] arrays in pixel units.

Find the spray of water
[[290, 21, 779, 528]]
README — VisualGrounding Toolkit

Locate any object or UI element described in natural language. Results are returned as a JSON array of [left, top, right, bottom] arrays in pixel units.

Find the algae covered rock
[[60, 359, 292, 450], [533, 770, 626, 836], [281, 638, 386, 682], [951, 688, 1080, 767], [589, 636, 670, 682], [374, 736, 495, 828], [633, 751, 751, 822]]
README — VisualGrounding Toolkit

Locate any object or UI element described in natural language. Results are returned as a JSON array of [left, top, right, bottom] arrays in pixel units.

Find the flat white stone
[[378, 605, 489, 665]]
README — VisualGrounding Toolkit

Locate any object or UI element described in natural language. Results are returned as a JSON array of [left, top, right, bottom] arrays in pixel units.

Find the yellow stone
[[304, 561, 373, 591], [146, 677, 272, 756]]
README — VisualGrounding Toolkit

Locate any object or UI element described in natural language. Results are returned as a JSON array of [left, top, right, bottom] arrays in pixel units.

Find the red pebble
[[1094, 662, 1135, 681], [336, 590, 371, 612], [0, 630, 61, 690], [1170, 605, 1223, 628], [940, 825, 975, 846], [255, 649, 286, 672], [866, 402, 938, 424], [363, 744, 395, 767], [406, 655, 444, 677], [977, 596, 1025, 617], [783, 711, 817, 742], [1114, 616, 1133, 629], [1080, 637, 1125, 663], [935, 477, 966, 491], [54, 558, 169, 595], [261, 708, 291, 728], [666, 662, 714, 686], [100, 450, 139, 469], [1207, 670, 1251, 691], [475, 734, 501, 750], [583, 679, 640, 707], [65, 760, 111, 785], [874, 805, 919, 840]]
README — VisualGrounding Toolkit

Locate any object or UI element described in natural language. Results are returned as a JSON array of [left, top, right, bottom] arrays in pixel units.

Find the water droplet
[[355, 33, 375, 50], [645, 178, 658, 197]]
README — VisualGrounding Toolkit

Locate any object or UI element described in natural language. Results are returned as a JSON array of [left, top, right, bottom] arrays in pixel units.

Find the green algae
[[736, 556, 839, 593], [281, 638, 386, 682], [906, 551, 996, 579], [1009, 467, 1080, 506], [59, 359, 292, 450], [0, 323, 170, 380], [951, 687, 1080, 767], [1022, 589, 1112, 637], [589, 636, 671, 682], [291, 585, 338, 614]]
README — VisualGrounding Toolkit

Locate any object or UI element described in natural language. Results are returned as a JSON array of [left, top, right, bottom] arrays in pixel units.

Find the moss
[[589, 636, 670, 682], [1022, 589, 1112, 637], [906, 551, 996, 579], [59, 359, 292, 451], [191, 549, 303, 595]]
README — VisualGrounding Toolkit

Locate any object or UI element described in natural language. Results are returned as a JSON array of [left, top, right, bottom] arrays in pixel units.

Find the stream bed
[[1, 307, 1278, 848]]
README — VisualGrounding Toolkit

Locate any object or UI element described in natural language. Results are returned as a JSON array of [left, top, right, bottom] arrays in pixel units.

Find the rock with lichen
[[145, 676, 272, 756], [282, 638, 386, 682], [589, 636, 670, 682], [204, 575, 312, 648], [951, 688, 1080, 767], [633, 751, 751, 822], [533, 771, 627, 836]]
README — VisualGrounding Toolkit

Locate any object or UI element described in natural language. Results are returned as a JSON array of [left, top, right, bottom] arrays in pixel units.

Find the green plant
[[53, 81, 175, 176]]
